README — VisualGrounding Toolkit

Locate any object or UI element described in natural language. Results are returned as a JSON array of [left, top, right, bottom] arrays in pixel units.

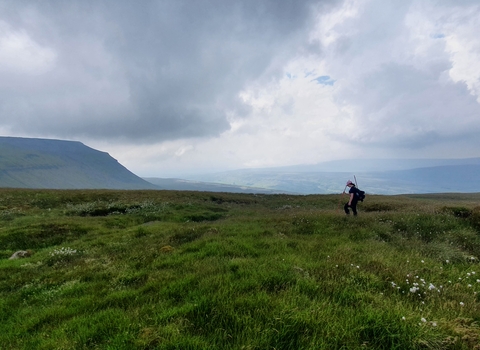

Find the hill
[[263, 157, 480, 173], [0, 136, 158, 190], [184, 159, 480, 195]]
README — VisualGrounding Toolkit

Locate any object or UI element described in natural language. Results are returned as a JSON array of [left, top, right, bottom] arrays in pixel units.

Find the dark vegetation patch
[[469, 206, 480, 231], [169, 229, 203, 245], [169, 226, 211, 245], [0, 208, 25, 222], [292, 215, 318, 235], [65, 199, 227, 224], [363, 202, 397, 212], [184, 211, 224, 222], [0, 222, 88, 250], [209, 194, 258, 205], [441, 206, 473, 218], [442, 205, 480, 232]]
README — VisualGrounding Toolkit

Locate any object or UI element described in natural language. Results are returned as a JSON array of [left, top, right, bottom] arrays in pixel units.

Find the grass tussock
[[1, 189, 480, 349]]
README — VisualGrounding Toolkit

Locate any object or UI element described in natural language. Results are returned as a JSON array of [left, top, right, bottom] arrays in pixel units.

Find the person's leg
[[351, 201, 358, 216], [344, 203, 350, 214]]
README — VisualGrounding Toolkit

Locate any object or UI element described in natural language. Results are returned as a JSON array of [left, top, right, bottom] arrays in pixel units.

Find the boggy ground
[[1, 189, 480, 349]]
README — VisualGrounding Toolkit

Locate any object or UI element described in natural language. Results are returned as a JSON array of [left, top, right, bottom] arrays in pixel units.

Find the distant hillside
[[184, 161, 480, 195], [0, 137, 158, 190], [144, 177, 291, 194], [252, 157, 480, 173]]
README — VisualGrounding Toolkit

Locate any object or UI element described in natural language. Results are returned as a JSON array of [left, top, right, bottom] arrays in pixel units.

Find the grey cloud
[[323, 0, 480, 152], [334, 62, 480, 148], [0, 0, 337, 142]]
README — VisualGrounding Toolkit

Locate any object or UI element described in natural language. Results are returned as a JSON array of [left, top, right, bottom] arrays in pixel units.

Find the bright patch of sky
[[0, 20, 56, 74]]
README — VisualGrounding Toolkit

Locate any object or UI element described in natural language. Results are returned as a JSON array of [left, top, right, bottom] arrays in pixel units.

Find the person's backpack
[[355, 188, 366, 202]]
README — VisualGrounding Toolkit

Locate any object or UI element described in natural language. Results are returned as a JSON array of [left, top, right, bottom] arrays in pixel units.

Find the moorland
[[1, 189, 480, 349]]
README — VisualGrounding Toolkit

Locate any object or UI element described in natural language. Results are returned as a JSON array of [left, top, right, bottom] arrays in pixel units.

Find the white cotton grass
[[335, 258, 478, 329], [50, 247, 77, 256]]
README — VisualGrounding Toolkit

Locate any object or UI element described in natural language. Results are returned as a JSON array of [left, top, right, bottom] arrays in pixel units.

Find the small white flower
[[421, 317, 427, 323], [446, 260, 449, 263], [421, 260, 425, 263], [401, 316, 406, 321], [460, 302, 464, 306], [431, 322, 437, 327], [468, 284, 472, 288]]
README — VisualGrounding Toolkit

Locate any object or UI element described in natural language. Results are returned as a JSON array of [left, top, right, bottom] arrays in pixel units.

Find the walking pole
[[354, 175, 358, 188]]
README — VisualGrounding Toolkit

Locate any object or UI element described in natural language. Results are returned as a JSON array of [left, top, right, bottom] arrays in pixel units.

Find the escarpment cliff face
[[0, 137, 158, 190]]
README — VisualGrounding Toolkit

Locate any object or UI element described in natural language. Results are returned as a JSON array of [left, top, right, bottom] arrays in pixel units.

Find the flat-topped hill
[[0, 137, 157, 190]]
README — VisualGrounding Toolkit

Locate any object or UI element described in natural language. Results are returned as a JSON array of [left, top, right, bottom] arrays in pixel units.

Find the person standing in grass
[[344, 180, 360, 216]]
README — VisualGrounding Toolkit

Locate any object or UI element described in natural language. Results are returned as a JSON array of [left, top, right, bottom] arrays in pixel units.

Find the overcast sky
[[1, 0, 480, 177]]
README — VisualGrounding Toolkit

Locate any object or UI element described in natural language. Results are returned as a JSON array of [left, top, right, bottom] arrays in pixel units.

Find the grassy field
[[1, 189, 480, 349]]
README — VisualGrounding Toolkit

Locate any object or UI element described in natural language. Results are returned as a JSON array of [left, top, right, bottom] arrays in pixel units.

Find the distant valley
[[180, 159, 480, 195], [144, 178, 289, 194]]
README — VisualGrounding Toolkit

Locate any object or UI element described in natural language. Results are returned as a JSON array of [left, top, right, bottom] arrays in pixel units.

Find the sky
[[1, 0, 480, 177]]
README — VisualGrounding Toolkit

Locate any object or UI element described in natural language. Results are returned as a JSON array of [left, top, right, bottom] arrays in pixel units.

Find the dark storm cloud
[[0, 0, 335, 142]]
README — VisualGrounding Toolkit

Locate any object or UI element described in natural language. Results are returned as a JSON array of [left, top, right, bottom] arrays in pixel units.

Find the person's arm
[[348, 193, 354, 205]]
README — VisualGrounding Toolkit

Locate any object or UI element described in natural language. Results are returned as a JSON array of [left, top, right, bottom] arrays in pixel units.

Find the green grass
[[1, 189, 480, 349]]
